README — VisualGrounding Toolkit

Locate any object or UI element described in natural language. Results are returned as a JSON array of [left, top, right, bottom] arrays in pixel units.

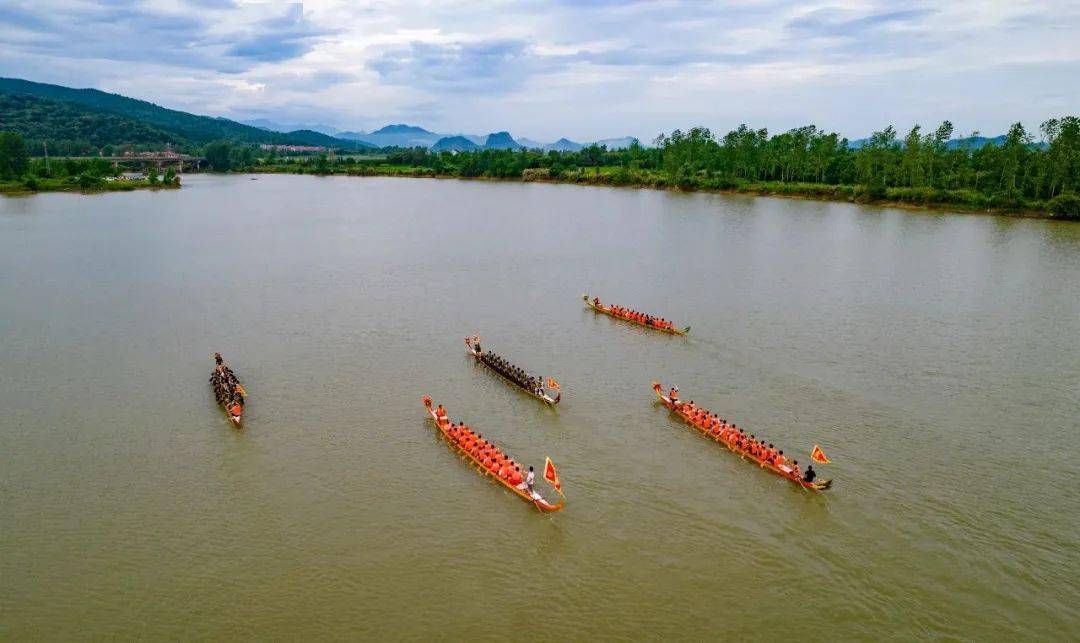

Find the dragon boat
[[465, 336, 561, 405], [209, 353, 246, 427], [423, 396, 565, 512], [583, 294, 689, 335], [652, 382, 831, 491]]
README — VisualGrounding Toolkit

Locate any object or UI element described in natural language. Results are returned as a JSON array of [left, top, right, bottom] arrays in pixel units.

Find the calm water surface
[[2, 174, 1078, 639]]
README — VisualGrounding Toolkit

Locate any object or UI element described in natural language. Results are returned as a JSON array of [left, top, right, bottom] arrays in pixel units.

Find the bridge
[[52, 155, 207, 171]]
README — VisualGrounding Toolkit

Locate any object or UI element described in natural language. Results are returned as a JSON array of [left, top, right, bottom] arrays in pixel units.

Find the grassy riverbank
[[0, 176, 179, 196], [248, 162, 1079, 220]]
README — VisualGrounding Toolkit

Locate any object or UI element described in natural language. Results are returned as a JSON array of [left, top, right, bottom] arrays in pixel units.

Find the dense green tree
[[0, 131, 29, 179], [204, 140, 233, 171]]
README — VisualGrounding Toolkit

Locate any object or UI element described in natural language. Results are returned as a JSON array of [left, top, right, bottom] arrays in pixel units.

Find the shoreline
[[246, 166, 1068, 221], [0, 179, 179, 196], [7, 167, 1069, 221]]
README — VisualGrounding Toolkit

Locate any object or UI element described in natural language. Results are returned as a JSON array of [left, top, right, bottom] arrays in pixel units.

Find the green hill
[[0, 77, 372, 152], [0, 93, 180, 154], [0, 77, 294, 145]]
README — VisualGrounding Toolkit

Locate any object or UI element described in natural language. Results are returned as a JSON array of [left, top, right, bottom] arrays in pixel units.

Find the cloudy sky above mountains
[[1, 0, 1077, 140]]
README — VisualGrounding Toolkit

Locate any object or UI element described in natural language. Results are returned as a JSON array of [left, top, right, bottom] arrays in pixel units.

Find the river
[[2, 174, 1078, 639]]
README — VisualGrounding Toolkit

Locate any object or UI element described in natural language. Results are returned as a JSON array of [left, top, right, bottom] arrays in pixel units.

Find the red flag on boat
[[543, 457, 562, 494], [811, 445, 831, 464], [547, 378, 560, 391]]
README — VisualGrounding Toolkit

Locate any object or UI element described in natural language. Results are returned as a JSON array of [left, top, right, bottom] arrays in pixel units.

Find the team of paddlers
[[431, 403, 539, 496], [470, 337, 553, 399], [209, 352, 245, 423], [666, 386, 818, 484], [591, 297, 677, 331]]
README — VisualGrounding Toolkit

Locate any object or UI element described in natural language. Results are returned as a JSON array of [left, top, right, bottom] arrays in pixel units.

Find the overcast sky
[[1, 0, 1077, 141]]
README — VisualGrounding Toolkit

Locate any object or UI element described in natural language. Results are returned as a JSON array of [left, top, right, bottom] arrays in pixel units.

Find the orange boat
[[651, 382, 832, 491], [583, 294, 689, 335], [422, 396, 565, 512]]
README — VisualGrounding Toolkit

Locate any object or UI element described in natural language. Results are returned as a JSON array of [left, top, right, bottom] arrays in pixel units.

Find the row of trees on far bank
[[346, 118, 1079, 214], [653, 119, 1080, 202]]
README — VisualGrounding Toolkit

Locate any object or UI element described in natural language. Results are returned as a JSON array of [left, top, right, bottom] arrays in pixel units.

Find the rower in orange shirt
[[775, 450, 788, 471]]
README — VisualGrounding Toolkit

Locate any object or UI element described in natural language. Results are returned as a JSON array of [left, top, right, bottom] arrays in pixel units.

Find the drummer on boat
[[669, 385, 680, 405]]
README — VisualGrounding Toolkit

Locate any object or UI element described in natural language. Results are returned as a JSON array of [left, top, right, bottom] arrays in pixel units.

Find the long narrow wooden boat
[[465, 337, 560, 405], [210, 354, 245, 427], [583, 294, 689, 335], [422, 396, 565, 512], [651, 382, 831, 491]]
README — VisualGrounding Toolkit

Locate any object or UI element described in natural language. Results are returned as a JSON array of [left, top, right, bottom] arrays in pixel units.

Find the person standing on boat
[[803, 465, 817, 483], [669, 386, 680, 406], [525, 466, 535, 493]]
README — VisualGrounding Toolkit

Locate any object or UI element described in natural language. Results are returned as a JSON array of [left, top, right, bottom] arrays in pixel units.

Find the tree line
[[6, 113, 1079, 217], [340, 117, 1073, 217]]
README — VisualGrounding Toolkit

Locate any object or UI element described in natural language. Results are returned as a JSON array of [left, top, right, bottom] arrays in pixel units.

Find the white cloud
[[0, 0, 1076, 141]]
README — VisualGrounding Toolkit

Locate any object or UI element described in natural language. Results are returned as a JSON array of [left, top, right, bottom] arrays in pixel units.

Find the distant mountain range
[[330, 123, 642, 151], [846, 134, 1042, 150]]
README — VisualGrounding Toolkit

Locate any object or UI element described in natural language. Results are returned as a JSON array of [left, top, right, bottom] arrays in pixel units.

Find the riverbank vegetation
[[0, 132, 179, 194], [247, 118, 1080, 219]]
